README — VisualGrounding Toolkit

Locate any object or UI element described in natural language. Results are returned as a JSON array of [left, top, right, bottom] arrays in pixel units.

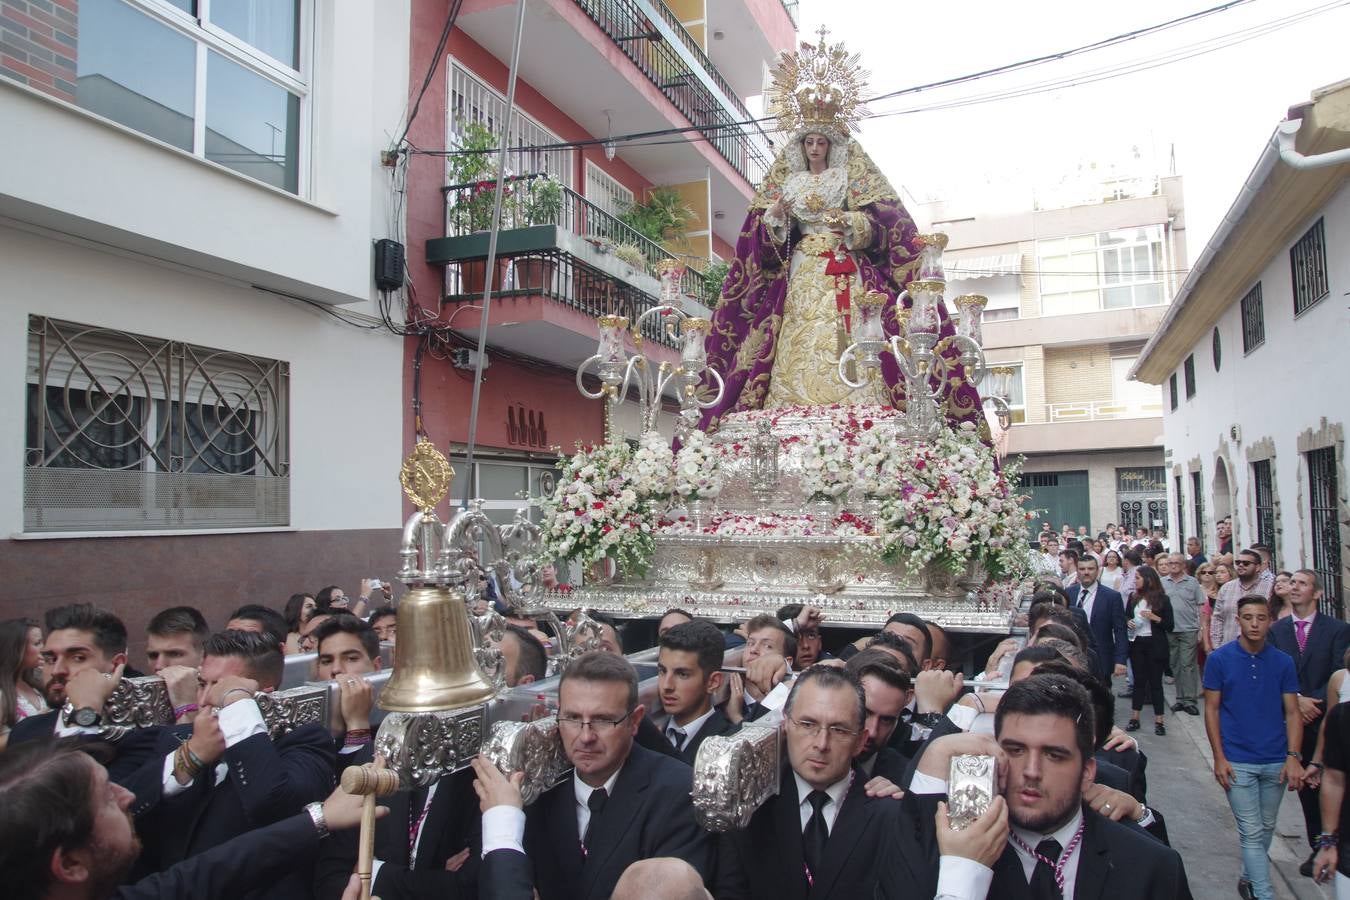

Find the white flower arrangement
[[630, 431, 674, 502], [800, 427, 852, 500], [854, 418, 893, 496], [672, 429, 723, 500], [537, 440, 655, 576]]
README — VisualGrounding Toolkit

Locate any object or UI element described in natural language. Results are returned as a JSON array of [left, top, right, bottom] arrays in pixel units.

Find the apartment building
[[1133, 79, 1350, 616], [402, 0, 795, 527], [0, 0, 409, 640], [917, 173, 1188, 537]]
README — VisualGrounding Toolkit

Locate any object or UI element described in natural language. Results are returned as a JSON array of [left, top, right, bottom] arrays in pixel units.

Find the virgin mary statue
[[697, 31, 984, 435]]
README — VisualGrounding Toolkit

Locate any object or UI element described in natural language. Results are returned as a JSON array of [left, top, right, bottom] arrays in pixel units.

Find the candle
[[853, 290, 887, 343], [955, 294, 988, 344], [681, 317, 710, 369], [907, 281, 942, 334], [915, 233, 949, 283]]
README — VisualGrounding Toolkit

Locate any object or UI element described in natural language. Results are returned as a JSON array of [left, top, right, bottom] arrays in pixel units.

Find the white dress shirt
[[574, 765, 624, 839], [665, 705, 717, 752], [1007, 808, 1085, 899], [792, 771, 850, 833], [1078, 581, 1098, 620], [159, 699, 267, 795]]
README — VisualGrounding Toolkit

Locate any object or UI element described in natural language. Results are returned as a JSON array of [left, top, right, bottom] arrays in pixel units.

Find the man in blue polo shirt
[[1204, 594, 1306, 900]]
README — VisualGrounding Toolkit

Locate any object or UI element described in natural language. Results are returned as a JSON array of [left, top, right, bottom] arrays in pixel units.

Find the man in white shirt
[[877, 673, 1192, 899], [652, 620, 735, 766]]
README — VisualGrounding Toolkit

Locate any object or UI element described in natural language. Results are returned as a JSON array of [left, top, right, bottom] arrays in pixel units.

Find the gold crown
[[767, 27, 869, 137]]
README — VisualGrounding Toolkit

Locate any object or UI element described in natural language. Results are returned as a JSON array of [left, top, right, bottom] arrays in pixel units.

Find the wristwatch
[[305, 801, 330, 839], [913, 711, 945, 728], [63, 703, 103, 728]]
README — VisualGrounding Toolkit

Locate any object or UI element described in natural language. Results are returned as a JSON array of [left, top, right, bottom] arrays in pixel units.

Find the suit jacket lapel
[[810, 774, 873, 898], [774, 772, 809, 900], [581, 747, 652, 898], [537, 779, 583, 891], [684, 708, 731, 763], [1074, 810, 1112, 900]]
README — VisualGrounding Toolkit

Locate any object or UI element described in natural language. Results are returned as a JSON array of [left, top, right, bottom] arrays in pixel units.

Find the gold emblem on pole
[[399, 437, 455, 514]]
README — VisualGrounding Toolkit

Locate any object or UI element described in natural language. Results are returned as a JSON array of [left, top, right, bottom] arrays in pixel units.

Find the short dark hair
[[662, 607, 694, 622], [0, 739, 117, 898], [1032, 661, 1114, 748], [203, 630, 285, 689], [1034, 622, 1084, 650], [368, 606, 398, 628], [660, 619, 725, 679], [312, 614, 379, 662], [1059, 549, 1080, 564], [1012, 644, 1066, 670], [744, 613, 797, 662], [226, 604, 288, 648], [866, 630, 920, 674], [1027, 601, 1073, 634], [1237, 593, 1272, 613], [845, 648, 912, 692], [995, 672, 1096, 764], [884, 612, 933, 660], [503, 625, 547, 683], [1123, 549, 1143, 566], [560, 650, 638, 710], [147, 606, 209, 646], [44, 604, 126, 659], [784, 665, 865, 730]]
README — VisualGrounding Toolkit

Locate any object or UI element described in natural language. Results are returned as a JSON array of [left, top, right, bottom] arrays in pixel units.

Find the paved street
[[1112, 675, 1331, 900]]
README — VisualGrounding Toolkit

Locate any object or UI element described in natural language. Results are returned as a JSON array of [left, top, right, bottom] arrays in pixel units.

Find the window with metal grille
[[585, 161, 635, 223], [1174, 474, 1185, 543], [1169, 373, 1178, 410], [24, 316, 289, 533], [1191, 470, 1205, 552], [1240, 283, 1265, 353], [1291, 218, 1329, 316], [448, 61, 572, 189], [1306, 447, 1343, 617], [1019, 473, 1060, 488], [1252, 459, 1276, 566], [1183, 355, 1196, 399]]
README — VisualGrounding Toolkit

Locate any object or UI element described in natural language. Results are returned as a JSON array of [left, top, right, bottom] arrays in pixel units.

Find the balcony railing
[[441, 174, 719, 307], [779, 0, 800, 25], [573, 0, 774, 187], [1047, 400, 1164, 422]]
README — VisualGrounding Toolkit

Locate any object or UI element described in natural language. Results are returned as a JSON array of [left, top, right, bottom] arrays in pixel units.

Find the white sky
[[792, 0, 1350, 254]]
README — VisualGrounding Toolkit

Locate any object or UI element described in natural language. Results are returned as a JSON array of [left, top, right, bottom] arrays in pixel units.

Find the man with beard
[[844, 649, 912, 782], [0, 739, 380, 900], [880, 673, 1192, 899], [11, 604, 129, 744]]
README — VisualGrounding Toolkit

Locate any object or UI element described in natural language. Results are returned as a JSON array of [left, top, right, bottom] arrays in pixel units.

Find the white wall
[[0, 0, 410, 307], [0, 225, 405, 535], [1160, 180, 1350, 565]]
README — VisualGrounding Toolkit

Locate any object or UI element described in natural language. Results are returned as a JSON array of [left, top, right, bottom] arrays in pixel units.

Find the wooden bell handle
[[340, 763, 401, 900]]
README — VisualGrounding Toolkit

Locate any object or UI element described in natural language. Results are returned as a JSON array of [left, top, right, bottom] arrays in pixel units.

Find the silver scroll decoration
[[104, 677, 331, 739], [105, 676, 174, 728], [375, 708, 488, 789], [947, 754, 995, 831], [691, 722, 782, 832], [480, 716, 572, 806]]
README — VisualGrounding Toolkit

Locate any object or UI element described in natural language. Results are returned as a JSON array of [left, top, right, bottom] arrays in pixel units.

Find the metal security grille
[[1183, 355, 1196, 399], [1191, 471, 1205, 551], [1241, 283, 1265, 353], [1169, 373, 1178, 410], [1307, 447, 1343, 617], [1252, 459, 1276, 567], [585, 161, 634, 222], [1116, 466, 1166, 534], [24, 317, 289, 532], [1174, 474, 1185, 543], [1291, 218, 1329, 316], [448, 62, 572, 189]]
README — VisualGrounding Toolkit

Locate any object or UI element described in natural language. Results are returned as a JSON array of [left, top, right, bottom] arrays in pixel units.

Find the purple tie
[[1296, 619, 1310, 653]]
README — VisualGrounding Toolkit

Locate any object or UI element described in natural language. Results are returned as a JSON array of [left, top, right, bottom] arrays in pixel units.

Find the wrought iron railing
[[573, 0, 773, 187], [442, 175, 719, 307]]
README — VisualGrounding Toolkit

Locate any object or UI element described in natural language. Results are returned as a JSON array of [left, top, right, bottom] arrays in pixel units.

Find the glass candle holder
[[681, 317, 710, 370], [597, 315, 629, 365], [853, 290, 887, 343], [954, 294, 988, 344], [990, 366, 1015, 401], [658, 258, 686, 307], [907, 281, 942, 334], [915, 233, 949, 283]]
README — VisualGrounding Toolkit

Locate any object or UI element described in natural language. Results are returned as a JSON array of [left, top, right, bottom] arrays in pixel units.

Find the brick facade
[[0, 0, 78, 104]]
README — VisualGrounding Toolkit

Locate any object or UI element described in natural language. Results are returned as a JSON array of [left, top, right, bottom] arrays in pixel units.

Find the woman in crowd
[[1126, 565, 1173, 736], [283, 592, 316, 654], [1271, 570, 1295, 619], [0, 618, 46, 750], [1197, 562, 1221, 654], [1100, 549, 1125, 591]]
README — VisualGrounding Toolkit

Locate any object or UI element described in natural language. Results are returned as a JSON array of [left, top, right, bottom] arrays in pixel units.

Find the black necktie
[[1029, 837, 1063, 900], [667, 726, 686, 750], [803, 790, 831, 879], [582, 787, 608, 851]]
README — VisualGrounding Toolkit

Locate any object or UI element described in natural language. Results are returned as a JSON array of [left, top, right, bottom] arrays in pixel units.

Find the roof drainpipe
[[1277, 119, 1350, 170]]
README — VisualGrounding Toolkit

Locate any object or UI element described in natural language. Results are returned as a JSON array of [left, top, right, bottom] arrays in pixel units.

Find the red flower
[[592, 502, 605, 510], [862, 419, 874, 430], [915, 460, 927, 470]]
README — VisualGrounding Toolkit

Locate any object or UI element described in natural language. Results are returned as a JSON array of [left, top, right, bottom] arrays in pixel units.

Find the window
[[1037, 226, 1165, 315], [24, 316, 289, 532], [1116, 467, 1167, 534], [1240, 283, 1265, 353], [1291, 218, 1329, 316], [1183, 355, 1196, 399], [1307, 447, 1343, 617], [1252, 459, 1276, 566], [0, 0, 311, 194], [449, 457, 561, 528], [1191, 470, 1205, 552], [585, 161, 635, 222], [1174, 474, 1185, 544], [976, 364, 1025, 424], [448, 62, 572, 189], [1169, 373, 1178, 411], [1212, 328, 1222, 372]]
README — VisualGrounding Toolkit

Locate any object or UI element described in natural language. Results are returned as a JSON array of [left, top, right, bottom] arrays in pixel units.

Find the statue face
[[802, 133, 831, 167]]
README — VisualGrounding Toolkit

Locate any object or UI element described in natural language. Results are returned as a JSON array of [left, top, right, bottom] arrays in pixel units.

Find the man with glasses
[[1211, 550, 1273, 651], [713, 666, 908, 899], [477, 651, 712, 900]]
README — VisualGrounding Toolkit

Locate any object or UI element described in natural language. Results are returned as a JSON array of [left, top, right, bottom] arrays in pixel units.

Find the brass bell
[[379, 584, 499, 712]]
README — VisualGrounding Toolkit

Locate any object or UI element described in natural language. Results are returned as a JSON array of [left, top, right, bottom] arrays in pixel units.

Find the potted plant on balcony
[[619, 186, 696, 244], [448, 123, 513, 295], [512, 174, 565, 292]]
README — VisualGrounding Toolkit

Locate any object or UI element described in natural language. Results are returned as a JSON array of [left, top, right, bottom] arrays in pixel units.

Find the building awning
[[945, 252, 1021, 279]]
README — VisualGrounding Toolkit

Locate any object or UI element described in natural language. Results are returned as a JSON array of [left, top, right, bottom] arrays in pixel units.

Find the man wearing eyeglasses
[[1211, 550, 1273, 651], [713, 666, 908, 899], [476, 651, 712, 900]]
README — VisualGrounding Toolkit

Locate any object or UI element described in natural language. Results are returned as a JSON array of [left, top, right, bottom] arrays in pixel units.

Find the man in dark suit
[[1271, 569, 1350, 872], [125, 631, 335, 898], [0, 738, 379, 900], [651, 620, 738, 765], [845, 649, 912, 782], [879, 673, 1192, 899], [1065, 555, 1129, 684], [714, 666, 909, 899], [475, 651, 713, 900]]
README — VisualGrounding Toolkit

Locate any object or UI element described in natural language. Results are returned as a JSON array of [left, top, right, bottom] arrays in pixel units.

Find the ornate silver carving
[[748, 418, 779, 500], [375, 708, 488, 789], [255, 683, 332, 740], [947, 754, 995, 831], [480, 716, 572, 806], [105, 676, 174, 728], [692, 722, 782, 832]]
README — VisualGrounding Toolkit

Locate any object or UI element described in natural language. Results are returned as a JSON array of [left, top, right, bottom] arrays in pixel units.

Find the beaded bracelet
[[1316, 832, 1339, 850], [174, 703, 199, 719], [343, 728, 372, 747]]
